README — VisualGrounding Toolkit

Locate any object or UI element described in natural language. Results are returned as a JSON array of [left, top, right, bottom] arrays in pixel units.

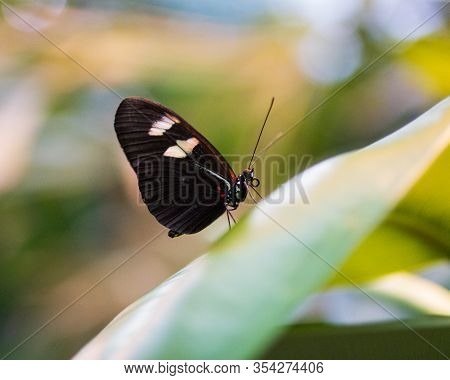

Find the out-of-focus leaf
[[264, 317, 450, 359], [291, 269, 450, 326], [401, 36, 450, 96], [0, 77, 46, 193], [367, 272, 450, 317], [329, 145, 450, 286], [74, 98, 450, 359]]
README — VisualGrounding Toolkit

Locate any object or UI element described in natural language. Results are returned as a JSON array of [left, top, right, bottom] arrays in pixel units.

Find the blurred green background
[[0, 0, 449, 359]]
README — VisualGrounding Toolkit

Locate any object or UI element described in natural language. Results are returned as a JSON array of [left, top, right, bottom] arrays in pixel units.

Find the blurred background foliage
[[0, 0, 449, 359]]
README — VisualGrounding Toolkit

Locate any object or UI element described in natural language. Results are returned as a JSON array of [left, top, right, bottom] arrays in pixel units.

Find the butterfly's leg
[[249, 186, 264, 200], [226, 209, 232, 231], [228, 210, 237, 225]]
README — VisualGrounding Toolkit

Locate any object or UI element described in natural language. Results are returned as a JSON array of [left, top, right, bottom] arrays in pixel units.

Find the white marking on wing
[[153, 119, 173, 130], [177, 137, 199, 154], [148, 127, 164, 136], [148, 115, 176, 136], [163, 137, 200, 158], [164, 145, 186, 158]]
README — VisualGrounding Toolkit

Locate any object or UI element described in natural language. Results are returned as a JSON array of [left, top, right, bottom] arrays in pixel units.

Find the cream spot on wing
[[163, 137, 200, 158], [148, 127, 164, 136], [164, 145, 186, 158], [153, 119, 173, 130], [148, 116, 176, 136], [177, 137, 199, 154]]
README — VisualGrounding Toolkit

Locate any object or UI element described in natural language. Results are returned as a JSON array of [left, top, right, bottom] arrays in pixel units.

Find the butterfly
[[114, 97, 272, 238]]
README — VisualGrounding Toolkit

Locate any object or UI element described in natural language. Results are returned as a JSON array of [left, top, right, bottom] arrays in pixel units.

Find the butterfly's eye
[[251, 178, 260, 187]]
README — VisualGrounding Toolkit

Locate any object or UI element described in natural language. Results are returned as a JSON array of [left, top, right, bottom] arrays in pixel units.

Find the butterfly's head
[[227, 169, 260, 209], [241, 168, 260, 188]]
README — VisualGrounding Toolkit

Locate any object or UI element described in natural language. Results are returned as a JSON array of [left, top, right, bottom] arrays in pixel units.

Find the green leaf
[[75, 98, 450, 359], [263, 317, 450, 359], [366, 272, 450, 317], [401, 36, 450, 96], [329, 140, 450, 286]]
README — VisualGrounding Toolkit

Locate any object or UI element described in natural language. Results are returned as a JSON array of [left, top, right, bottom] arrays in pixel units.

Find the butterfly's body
[[114, 97, 261, 238]]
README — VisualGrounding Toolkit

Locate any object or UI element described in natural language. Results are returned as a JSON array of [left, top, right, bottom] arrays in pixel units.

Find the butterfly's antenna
[[248, 97, 275, 169]]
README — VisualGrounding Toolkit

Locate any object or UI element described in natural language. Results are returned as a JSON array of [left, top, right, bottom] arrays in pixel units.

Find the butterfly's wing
[[114, 97, 237, 237]]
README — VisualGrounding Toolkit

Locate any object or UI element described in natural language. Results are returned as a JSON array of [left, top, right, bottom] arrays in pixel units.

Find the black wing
[[114, 97, 236, 237]]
